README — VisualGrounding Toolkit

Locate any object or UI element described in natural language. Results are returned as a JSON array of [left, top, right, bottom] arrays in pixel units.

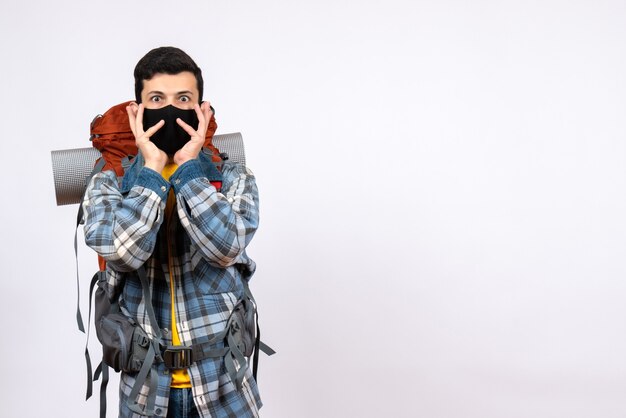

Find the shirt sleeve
[[82, 168, 170, 272], [169, 160, 260, 268]]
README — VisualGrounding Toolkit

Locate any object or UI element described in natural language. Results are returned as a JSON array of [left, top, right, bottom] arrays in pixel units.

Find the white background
[[1, 0, 626, 417]]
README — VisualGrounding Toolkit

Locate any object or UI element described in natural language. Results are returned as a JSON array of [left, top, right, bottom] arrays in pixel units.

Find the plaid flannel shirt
[[83, 152, 262, 418]]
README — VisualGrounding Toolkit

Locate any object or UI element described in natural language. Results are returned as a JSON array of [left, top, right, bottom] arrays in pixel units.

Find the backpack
[[89, 100, 222, 176], [62, 101, 275, 417]]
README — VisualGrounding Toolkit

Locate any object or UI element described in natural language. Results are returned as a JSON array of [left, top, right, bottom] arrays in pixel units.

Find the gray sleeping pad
[[51, 132, 245, 206]]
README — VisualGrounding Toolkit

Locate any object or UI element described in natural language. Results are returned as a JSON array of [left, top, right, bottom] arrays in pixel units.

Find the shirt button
[[175, 179, 181, 185], [155, 408, 162, 415], [160, 186, 166, 192], [163, 328, 169, 335]]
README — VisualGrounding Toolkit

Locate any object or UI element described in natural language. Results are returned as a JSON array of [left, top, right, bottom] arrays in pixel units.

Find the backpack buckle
[[163, 346, 193, 369]]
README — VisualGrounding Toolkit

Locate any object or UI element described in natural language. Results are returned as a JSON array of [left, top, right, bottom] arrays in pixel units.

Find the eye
[[149, 96, 162, 102], [179, 95, 190, 102]]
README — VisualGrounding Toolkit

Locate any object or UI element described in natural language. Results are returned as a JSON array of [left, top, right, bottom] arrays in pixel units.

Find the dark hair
[[133, 46, 203, 103]]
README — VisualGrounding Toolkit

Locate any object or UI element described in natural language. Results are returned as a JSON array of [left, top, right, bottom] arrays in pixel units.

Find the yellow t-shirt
[[162, 163, 191, 388]]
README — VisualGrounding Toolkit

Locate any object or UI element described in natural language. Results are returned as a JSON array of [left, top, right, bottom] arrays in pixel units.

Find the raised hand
[[126, 102, 168, 172], [173, 102, 212, 166]]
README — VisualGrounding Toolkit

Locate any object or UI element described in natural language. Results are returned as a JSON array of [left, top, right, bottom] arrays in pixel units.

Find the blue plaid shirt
[[83, 152, 262, 418]]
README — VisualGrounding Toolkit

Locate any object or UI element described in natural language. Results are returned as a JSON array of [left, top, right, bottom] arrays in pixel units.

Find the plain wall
[[2, 0, 626, 417]]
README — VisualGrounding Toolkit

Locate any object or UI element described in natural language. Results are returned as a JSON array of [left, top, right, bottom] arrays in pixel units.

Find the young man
[[83, 47, 262, 418]]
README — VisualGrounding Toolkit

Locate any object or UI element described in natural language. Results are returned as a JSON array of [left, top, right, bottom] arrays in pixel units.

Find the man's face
[[140, 71, 199, 109]]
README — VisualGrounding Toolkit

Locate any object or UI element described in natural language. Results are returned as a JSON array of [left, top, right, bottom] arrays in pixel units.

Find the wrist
[[173, 154, 197, 166], [144, 159, 166, 173]]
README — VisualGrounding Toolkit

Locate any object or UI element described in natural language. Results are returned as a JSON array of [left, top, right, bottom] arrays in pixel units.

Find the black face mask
[[142, 105, 199, 155]]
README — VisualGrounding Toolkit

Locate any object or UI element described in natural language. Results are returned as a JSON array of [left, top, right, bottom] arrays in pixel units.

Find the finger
[[193, 103, 206, 129], [195, 102, 212, 138], [126, 104, 138, 137], [176, 117, 198, 137], [143, 119, 165, 138], [200, 101, 212, 122], [135, 103, 146, 133]]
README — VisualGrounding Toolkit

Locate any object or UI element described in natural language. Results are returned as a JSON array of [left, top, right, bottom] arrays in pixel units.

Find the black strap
[[242, 280, 276, 382], [127, 341, 158, 416], [74, 209, 85, 332], [124, 265, 163, 416], [75, 158, 107, 333], [252, 322, 261, 381], [84, 271, 102, 400], [224, 333, 248, 391], [92, 361, 109, 418], [121, 155, 133, 172], [100, 364, 109, 418], [136, 265, 163, 345]]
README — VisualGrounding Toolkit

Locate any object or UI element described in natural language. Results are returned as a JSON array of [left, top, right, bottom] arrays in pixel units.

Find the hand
[[173, 102, 212, 166], [126, 103, 168, 173]]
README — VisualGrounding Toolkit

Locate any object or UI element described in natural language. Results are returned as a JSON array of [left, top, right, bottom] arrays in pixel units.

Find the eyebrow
[[146, 90, 195, 96]]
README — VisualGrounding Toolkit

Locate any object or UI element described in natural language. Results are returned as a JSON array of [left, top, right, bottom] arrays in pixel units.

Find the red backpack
[[90, 100, 222, 176]]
